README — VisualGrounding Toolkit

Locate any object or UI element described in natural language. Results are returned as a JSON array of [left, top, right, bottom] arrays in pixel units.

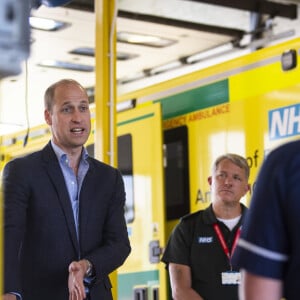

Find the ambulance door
[[117, 103, 167, 300]]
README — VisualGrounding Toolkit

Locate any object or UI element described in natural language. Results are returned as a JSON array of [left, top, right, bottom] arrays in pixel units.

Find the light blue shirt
[[51, 141, 89, 238]]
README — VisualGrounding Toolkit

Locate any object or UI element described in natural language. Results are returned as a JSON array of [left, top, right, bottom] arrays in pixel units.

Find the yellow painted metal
[[94, 0, 119, 298], [230, 38, 300, 102], [117, 103, 167, 300], [94, 0, 117, 167], [0, 158, 2, 295]]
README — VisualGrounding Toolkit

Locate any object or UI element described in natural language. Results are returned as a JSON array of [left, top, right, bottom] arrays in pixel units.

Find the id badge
[[221, 271, 241, 285]]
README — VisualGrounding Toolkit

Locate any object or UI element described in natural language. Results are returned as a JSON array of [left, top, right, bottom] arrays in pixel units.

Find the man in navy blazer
[[2, 79, 131, 300]]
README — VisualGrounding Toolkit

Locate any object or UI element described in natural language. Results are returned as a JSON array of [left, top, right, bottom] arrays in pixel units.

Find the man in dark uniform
[[162, 153, 250, 300], [233, 140, 300, 300]]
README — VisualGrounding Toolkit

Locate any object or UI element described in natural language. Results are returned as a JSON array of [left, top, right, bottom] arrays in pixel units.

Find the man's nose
[[71, 110, 82, 122], [224, 177, 233, 185]]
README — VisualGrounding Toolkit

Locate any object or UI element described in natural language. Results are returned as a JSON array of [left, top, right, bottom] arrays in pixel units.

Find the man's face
[[44, 83, 91, 152], [208, 159, 249, 205]]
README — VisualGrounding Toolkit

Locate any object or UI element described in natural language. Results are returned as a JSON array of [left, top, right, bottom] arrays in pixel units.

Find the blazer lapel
[[42, 143, 80, 254]]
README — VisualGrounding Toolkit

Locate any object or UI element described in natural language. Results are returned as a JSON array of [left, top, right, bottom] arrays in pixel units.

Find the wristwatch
[[85, 259, 93, 277]]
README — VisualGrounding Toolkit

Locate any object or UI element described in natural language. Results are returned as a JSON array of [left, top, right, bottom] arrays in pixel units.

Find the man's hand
[[68, 260, 88, 300]]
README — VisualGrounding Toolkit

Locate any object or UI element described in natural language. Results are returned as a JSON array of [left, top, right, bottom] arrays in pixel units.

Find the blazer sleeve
[[80, 164, 131, 282], [2, 158, 29, 294]]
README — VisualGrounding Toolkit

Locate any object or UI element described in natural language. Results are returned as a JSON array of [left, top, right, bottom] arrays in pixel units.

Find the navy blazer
[[3, 142, 131, 300]]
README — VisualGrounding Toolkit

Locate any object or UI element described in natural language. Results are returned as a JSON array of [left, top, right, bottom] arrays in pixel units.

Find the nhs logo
[[269, 104, 300, 140], [198, 236, 213, 244]]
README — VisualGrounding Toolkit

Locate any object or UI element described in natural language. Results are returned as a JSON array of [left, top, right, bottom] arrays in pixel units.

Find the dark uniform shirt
[[162, 203, 247, 300], [233, 140, 300, 300]]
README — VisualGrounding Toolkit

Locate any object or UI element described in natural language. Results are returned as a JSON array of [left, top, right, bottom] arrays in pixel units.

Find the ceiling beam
[[118, 10, 245, 38], [65, 0, 94, 11], [183, 0, 298, 19]]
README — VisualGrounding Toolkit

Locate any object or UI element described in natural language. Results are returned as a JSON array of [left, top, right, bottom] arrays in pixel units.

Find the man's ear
[[44, 109, 52, 125], [246, 183, 251, 194], [207, 176, 212, 185]]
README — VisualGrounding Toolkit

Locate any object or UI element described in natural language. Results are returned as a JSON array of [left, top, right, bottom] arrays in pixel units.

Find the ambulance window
[[118, 134, 134, 224], [164, 126, 190, 220]]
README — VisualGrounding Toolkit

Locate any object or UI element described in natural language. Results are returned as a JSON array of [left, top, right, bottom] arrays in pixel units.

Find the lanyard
[[213, 223, 241, 270]]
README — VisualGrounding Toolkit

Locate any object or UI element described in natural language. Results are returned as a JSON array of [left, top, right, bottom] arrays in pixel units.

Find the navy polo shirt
[[162, 203, 247, 300]]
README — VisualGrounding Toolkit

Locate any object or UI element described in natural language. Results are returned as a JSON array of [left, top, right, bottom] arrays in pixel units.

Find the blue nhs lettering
[[269, 104, 300, 140]]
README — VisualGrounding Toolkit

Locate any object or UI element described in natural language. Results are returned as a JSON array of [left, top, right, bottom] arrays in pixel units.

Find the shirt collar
[[51, 140, 89, 163], [203, 203, 248, 225]]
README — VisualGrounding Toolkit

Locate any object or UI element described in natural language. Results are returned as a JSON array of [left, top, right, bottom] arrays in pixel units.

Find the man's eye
[[80, 106, 89, 112], [62, 107, 71, 113]]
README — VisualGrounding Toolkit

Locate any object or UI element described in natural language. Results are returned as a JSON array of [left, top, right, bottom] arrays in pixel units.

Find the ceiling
[[0, 0, 300, 135]]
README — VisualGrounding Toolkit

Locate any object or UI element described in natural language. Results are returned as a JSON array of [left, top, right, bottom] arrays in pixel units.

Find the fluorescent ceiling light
[[148, 61, 182, 75], [38, 60, 94, 72], [117, 31, 176, 47], [117, 52, 139, 60], [118, 60, 183, 83], [29, 16, 68, 31], [69, 47, 138, 60], [118, 71, 146, 84], [69, 47, 95, 57], [185, 42, 234, 64]]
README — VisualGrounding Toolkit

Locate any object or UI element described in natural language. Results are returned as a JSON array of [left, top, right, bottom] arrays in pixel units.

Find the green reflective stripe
[[117, 113, 155, 127], [118, 270, 159, 299], [155, 79, 229, 120]]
